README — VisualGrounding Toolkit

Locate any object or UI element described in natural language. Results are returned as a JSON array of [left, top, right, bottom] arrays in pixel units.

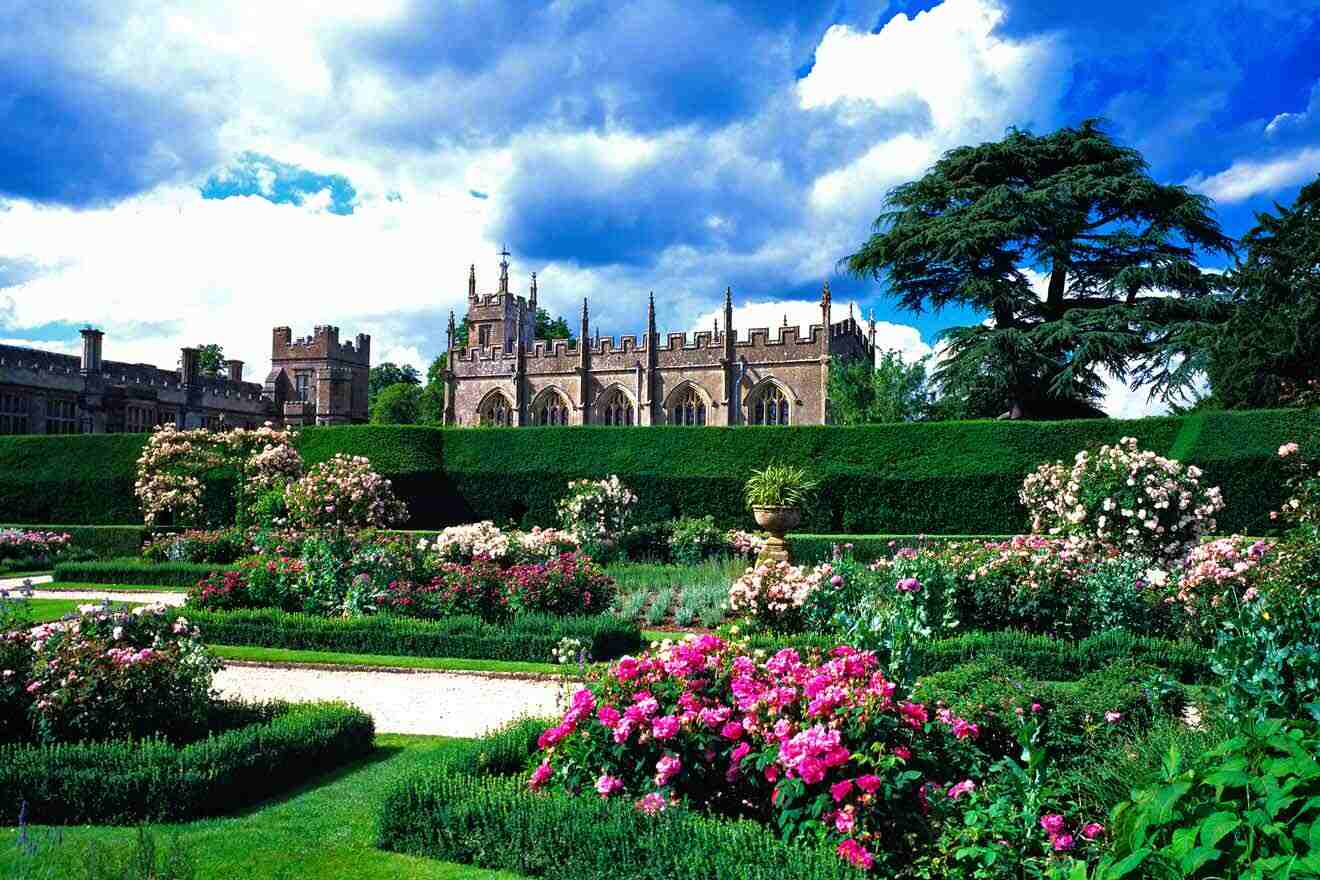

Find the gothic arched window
[[749, 383, 790, 426], [532, 390, 571, 426], [477, 391, 514, 427], [601, 389, 635, 426], [670, 386, 707, 426]]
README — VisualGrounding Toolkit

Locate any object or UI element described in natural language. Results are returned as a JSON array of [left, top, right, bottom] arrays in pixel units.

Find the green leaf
[[1150, 782, 1193, 823], [1180, 846, 1222, 874], [1105, 848, 1152, 879], [1199, 812, 1241, 848]]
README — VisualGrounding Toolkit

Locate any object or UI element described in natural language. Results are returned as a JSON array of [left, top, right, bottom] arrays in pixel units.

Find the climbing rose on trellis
[[134, 423, 302, 527], [285, 454, 409, 530]]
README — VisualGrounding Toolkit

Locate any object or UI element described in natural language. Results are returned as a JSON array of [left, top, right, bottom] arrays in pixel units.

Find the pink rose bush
[[0, 529, 73, 568], [1162, 535, 1273, 638], [726, 529, 769, 559], [285, 454, 409, 530], [728, 560, 834, 632], [1021, 437, 1224, 564], [1274, 439, 1320, 526], [529, 634, 984, 873], [22, 602, 220, 743]]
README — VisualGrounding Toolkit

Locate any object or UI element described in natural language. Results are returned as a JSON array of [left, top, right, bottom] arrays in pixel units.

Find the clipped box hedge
[[0, 701, 374, 825], [746, 629, 1212, 684], [53, 558, 220, 588], [190, 608, 642, 663], [2, 410, 1316, 534], [377, 772, 856, 880]]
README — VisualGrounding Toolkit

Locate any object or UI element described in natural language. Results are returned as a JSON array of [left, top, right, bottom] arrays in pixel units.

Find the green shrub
[[0, 702, 374, 824], [787, 533, 1012, 564], [188, 607, 642, 662], [913, 659, 1185, 768], [5, 411, 1318, 533], [667, 515, 725, 565], [743, 629, 1212, 683], [53, 559, 221, 587], [377, 772, 857, 880], [1085, 718, 1320, 880]]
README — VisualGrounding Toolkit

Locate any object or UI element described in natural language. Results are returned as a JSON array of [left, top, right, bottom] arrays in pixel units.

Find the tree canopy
[[195, 344, 225, 377], [368, 363, 421, 403], [845, 119, 1235, 419], [1207, 174, 1320, 409], [370, 382, 422, 425], [828, 350, 933, 424]]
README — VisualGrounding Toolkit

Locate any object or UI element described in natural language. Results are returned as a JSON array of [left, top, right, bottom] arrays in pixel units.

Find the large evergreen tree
[[845, 120, 1235, 419], [1207, 174, 1320, 409]]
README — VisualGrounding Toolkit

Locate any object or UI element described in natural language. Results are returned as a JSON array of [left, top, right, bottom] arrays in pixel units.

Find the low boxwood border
[[786, 533, 1015, 564], [0, 701, 374, 825], [189, 608, 643, 663], [378, 759, 854, 880], [53, 558, 220, 587], [746, 629, 1212, 683]]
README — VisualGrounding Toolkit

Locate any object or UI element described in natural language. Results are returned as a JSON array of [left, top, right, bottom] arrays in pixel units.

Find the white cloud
[[1184, 146, 1320, 202], [797, 0, 1071, 228]]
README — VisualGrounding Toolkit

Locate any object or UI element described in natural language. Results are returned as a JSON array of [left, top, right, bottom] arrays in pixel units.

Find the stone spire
[[723, 286, 735, 359], [468, 264, 476, 300], [868, 308, 877, 351], [529, 271, 538, 312], [820, 281, 832, 349], [647, 292, 657, 334], [498, 246, 510, 295], [447, 310, 456, 354]]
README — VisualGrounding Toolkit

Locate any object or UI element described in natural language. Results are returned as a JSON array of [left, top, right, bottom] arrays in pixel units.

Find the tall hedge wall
[[1, 411, 1316, 534]]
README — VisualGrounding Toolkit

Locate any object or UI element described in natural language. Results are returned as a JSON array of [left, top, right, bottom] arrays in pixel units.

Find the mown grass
[[0, 735, 523, 880], [210, 645, 566, 676], [23, 598, 141, 623], [27, 581, 189, 593]]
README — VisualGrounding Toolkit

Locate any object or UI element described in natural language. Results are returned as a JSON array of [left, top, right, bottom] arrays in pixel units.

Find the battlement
[[0, 344, 80, 375], [272, 325, 371, 364]]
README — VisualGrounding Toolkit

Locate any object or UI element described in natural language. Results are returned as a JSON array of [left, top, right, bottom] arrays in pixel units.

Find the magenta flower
[[720, 720, 744, 740], [1052, 834, 1075, 852], [1104, 711, 1123, 723], [947, 779, 976, 801], [595, 774, 624, 798], [651, 715, 680, 739], [897, 577, 922, 593], [836, 839, 874, 870], [635, 792, 667, 815], [529, 761, 552, 791], [1082, 822, 1105, 840], [830, 779, 854, 802], [1040, 814, 1066, 836]]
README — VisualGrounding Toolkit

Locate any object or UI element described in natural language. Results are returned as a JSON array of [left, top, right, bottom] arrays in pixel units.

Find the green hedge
[[746, 629, 1212, 684], [53, 558, 220, 587], [190, 608, 642, 663], [0, 701, 374, 824], [377, 772, 855, 880], [3, 410, 1317, 533]]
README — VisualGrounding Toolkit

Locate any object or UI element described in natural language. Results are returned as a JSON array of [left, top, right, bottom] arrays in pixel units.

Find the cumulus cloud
[[1185, 147, 1320, 203]]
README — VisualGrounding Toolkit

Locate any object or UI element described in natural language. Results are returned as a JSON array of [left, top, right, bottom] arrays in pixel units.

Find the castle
[[443, 252, 876, 427], [0, 325, 369, 434]]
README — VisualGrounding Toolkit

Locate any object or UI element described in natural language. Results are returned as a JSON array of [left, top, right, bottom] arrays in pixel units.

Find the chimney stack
[[180, 347, 200, 386], [226, 360, 244, 382], [79, 327, 104, 374]]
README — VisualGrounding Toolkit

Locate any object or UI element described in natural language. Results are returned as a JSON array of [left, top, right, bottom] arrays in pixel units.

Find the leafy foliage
[[367, 362, 420, 403], [827, 350, 933, 424], [845, 120, 1234, 418], [369, 382, 423, 425], [1208, 174, 1320, 409]]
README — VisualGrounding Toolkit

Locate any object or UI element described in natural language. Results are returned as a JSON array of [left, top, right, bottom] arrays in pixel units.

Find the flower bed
[[0, 528, 76, 573], [188, 607, 642, 663], [0, 701, 374, 824]]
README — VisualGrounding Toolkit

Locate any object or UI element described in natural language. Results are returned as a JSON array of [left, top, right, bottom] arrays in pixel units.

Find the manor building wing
[[443, 255, 876, 428], [0, 324, 370, 435]]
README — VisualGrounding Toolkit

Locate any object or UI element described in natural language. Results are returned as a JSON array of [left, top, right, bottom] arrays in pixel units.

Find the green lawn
[[0, 735, 522, 880], [36, 581, 190, 593], [212, 644, 566, 676], [25, 597, 143, 623]]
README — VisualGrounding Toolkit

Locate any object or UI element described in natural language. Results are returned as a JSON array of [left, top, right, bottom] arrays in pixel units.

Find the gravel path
[[214, 664, 564, 736], [0, 574, 52, 589]]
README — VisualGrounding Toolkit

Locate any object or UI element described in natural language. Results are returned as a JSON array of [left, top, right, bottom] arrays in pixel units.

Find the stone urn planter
[[752, 505, 800, 565]]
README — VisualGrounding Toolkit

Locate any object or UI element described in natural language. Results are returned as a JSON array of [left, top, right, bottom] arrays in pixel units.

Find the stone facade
[[445, 255, 875, 427], [0, 324, 369, 435]]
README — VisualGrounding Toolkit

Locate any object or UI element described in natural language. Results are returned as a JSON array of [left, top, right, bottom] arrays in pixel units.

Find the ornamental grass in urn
[[744, 462, 818, 564]]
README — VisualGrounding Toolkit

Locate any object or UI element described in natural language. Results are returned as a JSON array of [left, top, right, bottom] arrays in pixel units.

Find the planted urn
[[744, 463, 817, 564]]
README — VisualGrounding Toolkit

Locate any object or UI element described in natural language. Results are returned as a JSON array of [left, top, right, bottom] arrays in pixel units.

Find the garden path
[[213, 664, 563, 736], [26, 587, 187, 606]]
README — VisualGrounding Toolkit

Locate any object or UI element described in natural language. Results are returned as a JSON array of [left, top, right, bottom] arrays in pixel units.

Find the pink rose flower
[[529, 761, 552, 791], [1040, 814, 1066, 836], [947, 779, 976, 801], [1082, 822, 1105, 840]]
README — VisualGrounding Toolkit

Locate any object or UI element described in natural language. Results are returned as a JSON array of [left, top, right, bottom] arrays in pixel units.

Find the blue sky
[[1, 0, 1318, 414]]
